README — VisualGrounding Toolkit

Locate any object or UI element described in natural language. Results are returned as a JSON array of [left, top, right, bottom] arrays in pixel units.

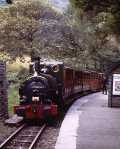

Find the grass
[[6, 58, 29, 116], [8, 85, 19, 115]]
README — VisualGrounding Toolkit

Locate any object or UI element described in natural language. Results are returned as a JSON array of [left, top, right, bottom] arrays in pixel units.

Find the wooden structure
[[108, 64, 120, 107], [0, 62, 8, 118]]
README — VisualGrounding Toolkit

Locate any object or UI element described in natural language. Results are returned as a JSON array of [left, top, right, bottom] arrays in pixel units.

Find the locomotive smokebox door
[[108, 63, 120, 107]]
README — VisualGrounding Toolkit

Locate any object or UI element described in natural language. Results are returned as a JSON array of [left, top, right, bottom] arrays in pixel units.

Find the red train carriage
[[89, 72, 101, 91], [74, 71, 83, 94], [63, 67, 74, 98], [14, 58, 103, 121], [62, 67, 103, 104]]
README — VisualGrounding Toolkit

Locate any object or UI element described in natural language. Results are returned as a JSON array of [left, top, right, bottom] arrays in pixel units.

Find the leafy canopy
[[70, 0, 120, 34], [0, 0, 49, 60]]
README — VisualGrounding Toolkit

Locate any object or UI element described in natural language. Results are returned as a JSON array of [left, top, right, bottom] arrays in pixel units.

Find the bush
[[16, 67, 30, 84]]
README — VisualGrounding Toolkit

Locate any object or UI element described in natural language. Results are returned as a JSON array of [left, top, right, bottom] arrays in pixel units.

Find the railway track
[[0, 124, 46, 149]]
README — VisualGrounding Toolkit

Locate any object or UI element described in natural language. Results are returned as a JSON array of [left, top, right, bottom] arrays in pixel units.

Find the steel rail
[[0, 124, 26, 149], [29, 124, 46, 149]]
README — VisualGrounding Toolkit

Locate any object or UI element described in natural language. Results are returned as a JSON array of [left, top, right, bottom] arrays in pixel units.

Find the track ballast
[[0, 124, 46, 149]]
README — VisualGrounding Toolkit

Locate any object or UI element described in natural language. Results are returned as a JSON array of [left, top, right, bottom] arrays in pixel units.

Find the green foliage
[[0, 52, 10, 61], [16, 67, 30, 84], [8, 85, 19, 115], [6, 57, 29, 84], [0, 0, 41, 59], [67, 0, 120, 72], [1, 0, 116, 71], [70, 0, 120, 34]]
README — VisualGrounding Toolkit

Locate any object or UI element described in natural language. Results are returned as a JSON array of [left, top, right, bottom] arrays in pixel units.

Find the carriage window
[[1, 90, 4, 95]]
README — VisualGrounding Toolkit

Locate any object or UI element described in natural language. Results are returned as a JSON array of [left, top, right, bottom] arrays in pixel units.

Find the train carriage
[[74, 71, 83, 94], [63, 67, 74, 98]]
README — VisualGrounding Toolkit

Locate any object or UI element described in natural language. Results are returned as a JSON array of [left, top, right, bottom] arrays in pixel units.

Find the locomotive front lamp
[[32, 97, 39, 102]]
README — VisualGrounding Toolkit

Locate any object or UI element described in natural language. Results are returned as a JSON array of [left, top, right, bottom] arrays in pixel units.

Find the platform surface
[[5, 114, 23, 125], [55, 92, 120, 149]]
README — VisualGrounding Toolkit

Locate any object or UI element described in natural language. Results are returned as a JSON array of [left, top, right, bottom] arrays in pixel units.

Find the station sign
[[113, 74, 120, 95]]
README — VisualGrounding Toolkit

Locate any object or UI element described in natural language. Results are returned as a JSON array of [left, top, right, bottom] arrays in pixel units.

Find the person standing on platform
[[102, 78, 107, 95]]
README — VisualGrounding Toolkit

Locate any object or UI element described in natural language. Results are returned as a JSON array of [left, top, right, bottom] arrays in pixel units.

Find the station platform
[[55, 92, 120, 149]]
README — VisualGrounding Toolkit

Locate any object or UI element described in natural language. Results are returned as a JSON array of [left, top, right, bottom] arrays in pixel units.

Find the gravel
[[35, 126, 60, 149], [0, 119, 17, 144], [0, 119, 61, 149]]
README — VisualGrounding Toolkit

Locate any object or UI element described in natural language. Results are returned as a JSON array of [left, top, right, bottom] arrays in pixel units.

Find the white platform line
[[55, 98, 88, 149]]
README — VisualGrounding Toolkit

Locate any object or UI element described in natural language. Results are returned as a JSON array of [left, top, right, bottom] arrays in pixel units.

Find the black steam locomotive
[[14, 57, 64, 120], [14, 57, 103, 121]]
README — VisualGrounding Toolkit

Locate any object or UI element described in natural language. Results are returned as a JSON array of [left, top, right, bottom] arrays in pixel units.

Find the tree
[[0, 1, 79, 62], [0, 0, 88, 70], [1, 0, 114, 71], [0, 0, 44, 60], [68, 0, 120, 72], [70, 0, 120, 34]]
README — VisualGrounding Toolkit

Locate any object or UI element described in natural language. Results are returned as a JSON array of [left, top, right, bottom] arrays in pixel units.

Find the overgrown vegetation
[[7, 59, 29, 114], [70, 0, 120, 34], [0, 0, 104, 71], [0, 0, 120, 70], [68, 0, 120, 72], [8, 85, 19, 115]]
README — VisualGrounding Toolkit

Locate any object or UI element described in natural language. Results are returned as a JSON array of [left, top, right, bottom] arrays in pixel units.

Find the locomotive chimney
[[30, 54, 41, 75]]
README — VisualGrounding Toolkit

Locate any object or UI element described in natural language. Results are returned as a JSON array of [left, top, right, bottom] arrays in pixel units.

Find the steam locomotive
[[14, 57, 103, 121]]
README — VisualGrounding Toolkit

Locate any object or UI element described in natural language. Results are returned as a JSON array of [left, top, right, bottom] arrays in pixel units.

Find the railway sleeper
[[5, 147, 27, 149], [20, 134, 36, 137], [12, 139, 32, 144]]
